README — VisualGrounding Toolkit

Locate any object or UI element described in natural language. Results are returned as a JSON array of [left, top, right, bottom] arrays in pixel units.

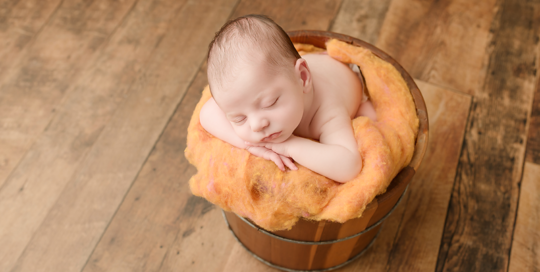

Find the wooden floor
[[1, 0, 539, 271]]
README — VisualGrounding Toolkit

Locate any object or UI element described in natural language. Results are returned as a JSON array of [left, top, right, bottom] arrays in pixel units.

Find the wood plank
[[81, 57, 221, 271], [376, 0, 498, 95], [526, 75, 540, 164], [436, 1, 540, 271], [82, 59, 240, 272], [160, 206, 242, 271], [508, 162, 540, 272], [330, 0, 393, 44], [2, 0, 184, 269], [0, 0, 62, 78], [0, 0, 136, 188], [6, 1, 240, 271], [229, 0, 342, 31], [0, 1, 138, 270], [221, 240, 279, 272], [333, 80, 471, 271]]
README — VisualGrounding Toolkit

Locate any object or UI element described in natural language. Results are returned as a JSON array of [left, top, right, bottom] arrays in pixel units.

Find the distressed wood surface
[[229, 0, 342, 31], [82, 59, 225, 271], [508, 162, 540, 272], [0, 0, 137, 190], [0, 1, 138, 270], [0, 0, 62, 79], [330, 0, 392, 44], [8, 1, 239, 271], [1, 0, 540, 271], [436, 1, 540, 271], [526, 74, 540, 164], [377, 0, 497, 95], [6, 0, 195, 271]]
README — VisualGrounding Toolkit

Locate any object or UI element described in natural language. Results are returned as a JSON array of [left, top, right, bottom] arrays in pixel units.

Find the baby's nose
[[251, 118, 269, 132]]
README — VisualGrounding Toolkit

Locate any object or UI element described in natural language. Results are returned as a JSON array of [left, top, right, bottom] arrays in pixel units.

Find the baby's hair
[[207, 14, 301, 93]]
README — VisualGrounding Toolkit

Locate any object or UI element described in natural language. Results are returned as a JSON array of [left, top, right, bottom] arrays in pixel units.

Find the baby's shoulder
[[306, 55, 363, 118]]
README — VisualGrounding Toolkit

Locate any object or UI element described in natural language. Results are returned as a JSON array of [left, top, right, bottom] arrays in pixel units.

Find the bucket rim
[[223, 216, 382, 272]]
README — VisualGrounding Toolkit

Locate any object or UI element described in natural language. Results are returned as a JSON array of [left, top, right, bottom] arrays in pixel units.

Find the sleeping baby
[[200, 14, 376, 183]]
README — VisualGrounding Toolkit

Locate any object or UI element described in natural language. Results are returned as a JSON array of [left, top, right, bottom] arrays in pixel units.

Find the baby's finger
[[245, 141, 265, 147], [269, 153, 285, 171], [280, 155, 298, 171]]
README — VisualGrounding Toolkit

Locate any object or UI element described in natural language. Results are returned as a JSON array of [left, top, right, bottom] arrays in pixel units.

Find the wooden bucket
[[223, 31, 429, 271]]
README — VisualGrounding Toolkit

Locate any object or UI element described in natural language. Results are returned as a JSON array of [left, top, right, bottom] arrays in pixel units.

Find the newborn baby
[[200, 14, 376, 183]]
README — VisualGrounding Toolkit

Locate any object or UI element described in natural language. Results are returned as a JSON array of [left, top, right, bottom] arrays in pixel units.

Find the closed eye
[[231, 117, 246, 124], [265, 97, 279, 108]]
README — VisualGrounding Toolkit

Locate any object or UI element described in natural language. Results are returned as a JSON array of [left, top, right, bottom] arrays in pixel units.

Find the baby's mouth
[[262, 131, 281, 142]]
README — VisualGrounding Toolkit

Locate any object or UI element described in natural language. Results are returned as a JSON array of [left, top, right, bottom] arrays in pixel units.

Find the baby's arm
[[199, 98, 297, 171], [249, 114, 361, 183], [356, 100, 377, 121]]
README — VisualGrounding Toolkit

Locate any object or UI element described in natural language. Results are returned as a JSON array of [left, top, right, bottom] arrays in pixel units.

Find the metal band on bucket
[[225, 218, 382, 272]]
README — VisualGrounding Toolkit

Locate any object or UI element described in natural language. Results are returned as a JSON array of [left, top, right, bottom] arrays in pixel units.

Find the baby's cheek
[[281, 105, 303, 125], [235, 127, 253, 142]]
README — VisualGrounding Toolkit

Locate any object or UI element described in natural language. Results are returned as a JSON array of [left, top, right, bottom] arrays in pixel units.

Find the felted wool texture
[[185, 39, 419, 231]]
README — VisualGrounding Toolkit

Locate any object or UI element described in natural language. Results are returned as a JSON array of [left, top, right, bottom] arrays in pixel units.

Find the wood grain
[[0, 0, 136, 189], [161, 207, 239, 271], [436, 1, 540, 271], [0, 0, 61, 79], [526, 74, 540, 164], [81, 58, 220, 271], [229, 0, 342, 31], [330, 0, 392, 44], [0, 0, 63, 189], [0, 1, 138, 270], [78, 2, 239, 272], [5, 0, 188, 270], [7, 1, 239, 271], [508, 162, 540, 272], [222, 241, 279, 272], [376, 0, 498, 95]]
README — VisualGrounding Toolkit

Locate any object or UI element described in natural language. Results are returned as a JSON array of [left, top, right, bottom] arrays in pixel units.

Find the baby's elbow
[[335, 153, 362, 183], [199, 100, 214, 133]]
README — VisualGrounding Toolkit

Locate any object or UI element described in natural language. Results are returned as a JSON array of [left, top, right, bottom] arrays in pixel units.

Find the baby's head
[[207, 15, 312, 143], [207, 14, 302, 93]]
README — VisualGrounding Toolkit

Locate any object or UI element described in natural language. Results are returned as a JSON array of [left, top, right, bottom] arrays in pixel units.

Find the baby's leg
[[355, 100, 377, 121]]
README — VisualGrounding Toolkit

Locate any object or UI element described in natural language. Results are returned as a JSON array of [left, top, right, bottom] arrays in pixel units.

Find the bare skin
[[200, 52, 375, 183]]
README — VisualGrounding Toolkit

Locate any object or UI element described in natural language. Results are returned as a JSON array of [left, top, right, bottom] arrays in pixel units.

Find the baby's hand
[[245, 135, 297, 157], [245, 145, 298, 171]]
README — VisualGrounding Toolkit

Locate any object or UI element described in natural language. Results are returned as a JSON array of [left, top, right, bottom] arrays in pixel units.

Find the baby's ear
[[294, 58, 312, 93]]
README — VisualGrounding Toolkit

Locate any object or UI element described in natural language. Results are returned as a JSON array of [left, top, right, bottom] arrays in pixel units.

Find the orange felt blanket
[[185, 39, 418, 231]]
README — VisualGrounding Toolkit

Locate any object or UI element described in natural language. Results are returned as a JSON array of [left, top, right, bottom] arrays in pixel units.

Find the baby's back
[[297, 54, 363, 139], [304, 54, 362, 118]]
